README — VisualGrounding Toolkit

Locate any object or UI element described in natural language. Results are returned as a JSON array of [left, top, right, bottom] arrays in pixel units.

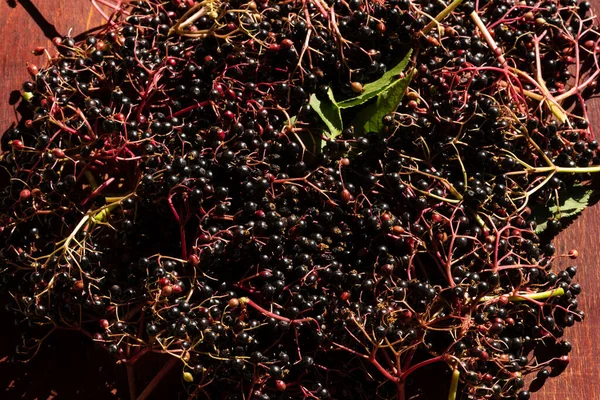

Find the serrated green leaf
[[350, 69, 415, 134], [337, 49, 412, 109], [309, 88, 342, 138], [532, 184, 595, 234]]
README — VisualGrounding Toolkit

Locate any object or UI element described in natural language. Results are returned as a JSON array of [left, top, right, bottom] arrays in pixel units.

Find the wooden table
[[0, 1, 599, 399]]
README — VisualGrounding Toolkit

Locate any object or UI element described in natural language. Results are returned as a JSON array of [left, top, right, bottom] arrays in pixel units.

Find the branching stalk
[[479, 287, 565, 303]]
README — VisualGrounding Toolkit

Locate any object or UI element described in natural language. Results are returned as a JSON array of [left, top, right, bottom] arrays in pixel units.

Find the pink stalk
[[399, 355, 445, 380], [80, 177, 115, 206], [91, 0, 117, 25], [136, 357, 178, 400], [241, 298, 317, 325], [470, 11, 507, 66]]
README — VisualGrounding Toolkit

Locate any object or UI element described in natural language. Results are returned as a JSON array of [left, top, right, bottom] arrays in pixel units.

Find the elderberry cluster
[[0, 0, 598, 399]]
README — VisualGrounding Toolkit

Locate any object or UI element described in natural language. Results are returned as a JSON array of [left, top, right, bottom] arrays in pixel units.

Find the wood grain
[[0, 1, 599, 399]]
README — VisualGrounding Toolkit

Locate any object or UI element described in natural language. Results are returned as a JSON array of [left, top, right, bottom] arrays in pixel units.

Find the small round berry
[[568, 249, 579, 259], [537, 368, 550, 380], [350, 81, 363, 93], [517, 390, 531, 400], [19, 189, 31, 201], [275, 380, 286, 391], [183, 371, 194, 382]]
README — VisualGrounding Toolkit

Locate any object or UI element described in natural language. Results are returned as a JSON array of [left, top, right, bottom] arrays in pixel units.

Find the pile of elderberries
[[1, 0, 599, 399]]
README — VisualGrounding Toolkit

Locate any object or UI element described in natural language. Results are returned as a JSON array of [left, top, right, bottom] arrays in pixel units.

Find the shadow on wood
[[13, 0, 61, 39]]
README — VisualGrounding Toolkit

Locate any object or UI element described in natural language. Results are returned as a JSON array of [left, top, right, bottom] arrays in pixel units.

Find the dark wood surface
[[0, 1, 599, 399]]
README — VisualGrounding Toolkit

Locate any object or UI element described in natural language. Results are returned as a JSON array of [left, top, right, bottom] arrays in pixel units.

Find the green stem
[[523, 165, 600, 175], [64, 215, 90, 249], [479, 287, 564, 303], [169, 2, 205, 35], [421, 0, 466, 35], [514, 171, 556, 201], [554, 165, 600, 174], [474, 214, 487, 228], [413, 187, 462, 204], [92, 202, 121, 223], [448, 368, 460, 400], [92, 194, 135, 223]]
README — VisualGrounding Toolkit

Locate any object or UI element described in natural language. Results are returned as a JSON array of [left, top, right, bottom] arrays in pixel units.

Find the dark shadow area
[[1, 123, 16, 159], [407, 361, 451, 399], [0, 295, 124, 400], [1, 95, 33, 151], [529, 377, 547, 393], [14, 0, 61, 40], [8, 90, 21, 106], [6, 0, 17, 8], [0, 296, 180, 400]]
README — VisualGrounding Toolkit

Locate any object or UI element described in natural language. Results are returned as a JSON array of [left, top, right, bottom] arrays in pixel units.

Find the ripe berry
[[52, 148, 66, 159], [19, 189, 31, 201]]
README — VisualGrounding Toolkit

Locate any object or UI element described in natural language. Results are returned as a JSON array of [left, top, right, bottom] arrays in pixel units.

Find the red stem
[[80, 177, 115, 206], [127, 362, 137, 400], [136, 357, 178, 400], [171, 101, 210, 118], [397, 380, 406, 400], [368, 353, 400, 383], [399, 355, 445, 380], [243, 298, 317, 325]]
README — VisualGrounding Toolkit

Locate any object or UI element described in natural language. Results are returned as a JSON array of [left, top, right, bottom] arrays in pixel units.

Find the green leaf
[[350, 68, 415, 134], [337, 49, 412, 109], [308, 88, 342, 138], [532, 184, 596, 234]]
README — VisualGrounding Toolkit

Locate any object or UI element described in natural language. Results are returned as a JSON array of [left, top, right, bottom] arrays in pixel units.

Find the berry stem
[[479, 287, 565, 303], [512, 165, 600, 175], [84, 170, 99, 191], [136, 357, 178, 400], [397, 380, 406, 400], [469, 11, 507, 66], [399, 355, 445, 380], [64, 215, 90, 250], [172, 3, 207, 32], [127, 348, 149, 364], [91, 0, 116, 25], [369, 352, 400, 383], [92, 202, 120, 223], [127, 362, 137, 400], [421, 0, 466, 35], [80, 177, 115, 206], [552, 165, 600, 174], [240, 297, 318, 325], [447, 368, 460, 400]]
